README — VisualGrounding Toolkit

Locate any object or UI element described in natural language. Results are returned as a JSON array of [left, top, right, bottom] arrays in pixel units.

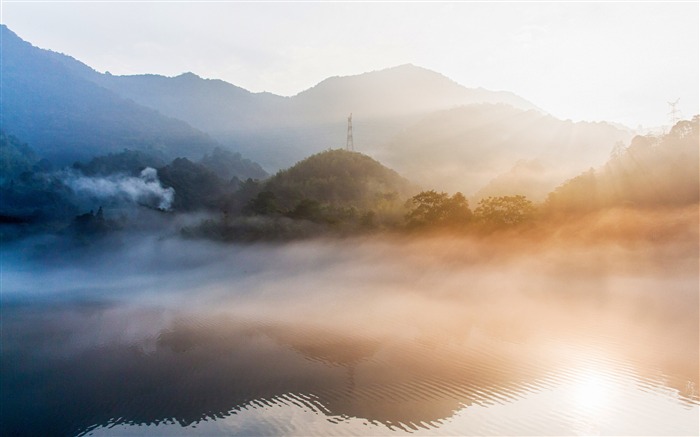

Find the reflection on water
[[1, 234, 698, 436]]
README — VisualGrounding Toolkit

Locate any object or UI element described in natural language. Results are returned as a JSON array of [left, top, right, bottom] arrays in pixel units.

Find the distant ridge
[[83, 63, 543, 169], [82, 62, 541, 133], [0, 25, 222, 164], [1, 24, 629, 195], [290, 63, 540, 119]]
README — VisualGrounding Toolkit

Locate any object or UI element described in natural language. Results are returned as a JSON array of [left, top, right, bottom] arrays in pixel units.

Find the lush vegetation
[[198, 147, 268, 182], [187, 149, 414, 240], [404, 191, 471, 228], [2, 118, 697, 243]]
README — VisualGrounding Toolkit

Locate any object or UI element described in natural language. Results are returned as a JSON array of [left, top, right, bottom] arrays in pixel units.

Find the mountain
[[86, 72, 288, 134], [2, 25, 630, 196], [546, 117, 699, 211], [87, 64, 538, 129], [0, 25, 222, 165], [372, 104, 631, 198], [290, 64, 539, 122], [71, 62, 542, 170]]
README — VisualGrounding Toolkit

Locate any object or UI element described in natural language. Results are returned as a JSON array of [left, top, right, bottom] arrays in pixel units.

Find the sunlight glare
[[573, 369, 613, 412]]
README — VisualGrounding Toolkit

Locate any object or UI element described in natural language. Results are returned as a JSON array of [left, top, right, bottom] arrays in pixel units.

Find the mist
[[2, 7, 698, 435], [64, 167, 175, 210], [3, 207, 697, 435]]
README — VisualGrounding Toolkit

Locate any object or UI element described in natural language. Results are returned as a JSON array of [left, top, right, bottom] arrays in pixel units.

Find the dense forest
[[2, 116, 697, 243]]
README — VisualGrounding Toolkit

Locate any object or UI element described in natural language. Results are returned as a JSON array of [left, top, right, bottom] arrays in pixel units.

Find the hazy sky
[[2, 2, 698, 128]]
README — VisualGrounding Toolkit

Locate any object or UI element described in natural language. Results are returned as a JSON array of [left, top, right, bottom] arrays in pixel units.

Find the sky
[[1, 2, 698, 128]]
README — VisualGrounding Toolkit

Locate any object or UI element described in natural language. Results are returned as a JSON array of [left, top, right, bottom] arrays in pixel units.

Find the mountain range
[[1, 25, 631, 198], [0, 26, 221, 165]]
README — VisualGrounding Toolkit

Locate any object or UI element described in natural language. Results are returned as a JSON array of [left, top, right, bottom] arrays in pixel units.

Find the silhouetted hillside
[[188, 149, 415, 241], [158, 158, 233, 211], [0, 26, 222, 165], [198, 147, 268, 182], [262, 149, 414, 211], [89, 72, 288, 134]]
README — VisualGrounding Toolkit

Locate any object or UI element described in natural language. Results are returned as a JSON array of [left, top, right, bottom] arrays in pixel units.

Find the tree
[[247, 191, 280, 215], [474, 195, 535, 226], [405, 190, 471, 228], [545, 169, 598, 212], [287, 198, 323, 222]]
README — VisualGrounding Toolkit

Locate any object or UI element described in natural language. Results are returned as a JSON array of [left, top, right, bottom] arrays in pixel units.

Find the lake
[[2, 231, 698, 436]]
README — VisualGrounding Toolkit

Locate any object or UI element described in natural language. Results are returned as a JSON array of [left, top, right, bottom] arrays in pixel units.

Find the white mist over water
[[1, 224, 698, 435]]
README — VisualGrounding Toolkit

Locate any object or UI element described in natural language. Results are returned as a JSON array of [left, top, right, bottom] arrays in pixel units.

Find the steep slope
[[89, 72, 288, 134], [374, 104, 630, 197], [0, 26, 220, 165]]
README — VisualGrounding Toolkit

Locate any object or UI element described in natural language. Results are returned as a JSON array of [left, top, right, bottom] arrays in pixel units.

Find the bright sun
[[574, 369, 613, 412]]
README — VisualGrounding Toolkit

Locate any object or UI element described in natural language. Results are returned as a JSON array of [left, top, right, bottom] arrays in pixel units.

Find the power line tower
[[346, 113, 354, 151], [667, 98, 681, 126]]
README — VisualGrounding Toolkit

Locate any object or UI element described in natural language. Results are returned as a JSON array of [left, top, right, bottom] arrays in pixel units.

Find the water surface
[[2, 233, 698, 435]]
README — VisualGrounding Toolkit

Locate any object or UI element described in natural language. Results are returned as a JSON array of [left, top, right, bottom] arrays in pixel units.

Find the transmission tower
[[667, 98, 681, 126], [346, 113, 354, 151]]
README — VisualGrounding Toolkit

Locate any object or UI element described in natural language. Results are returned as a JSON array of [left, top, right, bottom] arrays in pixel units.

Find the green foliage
[[157, 158, 232, 211], [0, 171, 79, 223], [198, 147, 268, 182], [247, 191, 280, 215], [73, 149, 165, 176], [287, 199, 323, 222], [224, 178, 263, 213], [238, 149, 412, 230], [264, 149, 412, 211], [474, 195, 535, 226], [187, 150, 415, 241], [405, 190, 472, 228]]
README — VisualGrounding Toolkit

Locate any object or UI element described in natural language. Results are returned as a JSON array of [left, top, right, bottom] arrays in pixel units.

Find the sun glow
[[573, 369, 614, 412]]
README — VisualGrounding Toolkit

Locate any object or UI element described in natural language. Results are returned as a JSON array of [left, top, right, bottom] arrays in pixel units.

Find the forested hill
[[259, 149, 415, 211]]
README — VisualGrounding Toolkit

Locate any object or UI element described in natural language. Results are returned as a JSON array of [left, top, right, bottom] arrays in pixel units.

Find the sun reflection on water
[[573, 369, 614, 413]]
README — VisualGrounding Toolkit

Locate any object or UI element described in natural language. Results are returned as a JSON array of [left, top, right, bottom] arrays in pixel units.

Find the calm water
[[2, 234, 698, 436]]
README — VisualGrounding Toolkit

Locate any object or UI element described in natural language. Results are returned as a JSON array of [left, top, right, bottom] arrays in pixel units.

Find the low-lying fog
[[2, 214, 698, 435]]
